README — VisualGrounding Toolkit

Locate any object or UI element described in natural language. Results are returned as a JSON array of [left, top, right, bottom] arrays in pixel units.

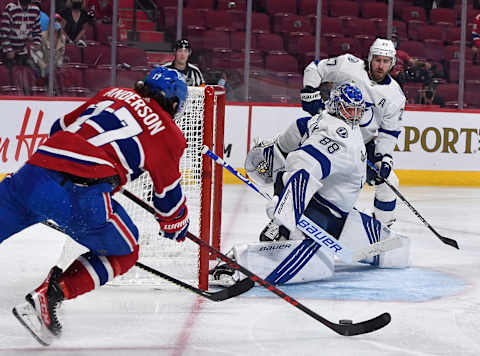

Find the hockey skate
[[12, 266, 64, 346]]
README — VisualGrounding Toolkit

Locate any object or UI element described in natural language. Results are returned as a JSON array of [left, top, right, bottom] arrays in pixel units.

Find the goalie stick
[[41, 220, 253, 302], [121, 187, 392, 336], [202, 145, 402, 263], [366, 160, 459, 250]]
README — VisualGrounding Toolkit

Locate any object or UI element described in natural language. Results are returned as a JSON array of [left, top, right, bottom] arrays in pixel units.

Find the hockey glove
[[300, 86, 324, 116], [374, 154, 393, 179], [157, 205, 189, 242]]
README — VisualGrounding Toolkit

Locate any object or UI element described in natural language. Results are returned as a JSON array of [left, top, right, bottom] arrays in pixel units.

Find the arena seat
[[360, 2, 388, 20], [264, 53, 298, 74], [329, 0, 359, 19], [254, 33, 285, 53], [117, 47, 148, 67], [429, 8, 456, 27]]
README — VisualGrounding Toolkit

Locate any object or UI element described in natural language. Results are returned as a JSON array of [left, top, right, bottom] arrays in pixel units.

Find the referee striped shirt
[[0, 2, 41, 55], [163, 61, 205, 87]]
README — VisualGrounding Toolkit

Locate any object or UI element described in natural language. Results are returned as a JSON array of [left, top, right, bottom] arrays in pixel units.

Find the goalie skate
[[12, 267, 64, 346]]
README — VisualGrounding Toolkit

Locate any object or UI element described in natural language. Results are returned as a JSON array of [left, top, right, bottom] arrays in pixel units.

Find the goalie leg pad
[[374, 171, 399, 226], [339, 208, 410, 267], [232, 239, 334, 285]]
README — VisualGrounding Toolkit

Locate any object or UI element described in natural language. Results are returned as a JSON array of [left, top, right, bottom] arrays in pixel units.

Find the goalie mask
[[327, 83, 365, 128]]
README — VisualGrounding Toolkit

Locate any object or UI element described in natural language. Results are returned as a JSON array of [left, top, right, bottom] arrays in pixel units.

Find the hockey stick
[[41, 220, 253, 302], [366, 160, 459, 249], [202, 145, 402, 263], [120, 187, 392, 336]]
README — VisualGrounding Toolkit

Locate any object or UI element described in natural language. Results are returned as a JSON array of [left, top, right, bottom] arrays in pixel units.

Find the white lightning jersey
[[277, 112, 366, 217], [303, 54, 406, 157]]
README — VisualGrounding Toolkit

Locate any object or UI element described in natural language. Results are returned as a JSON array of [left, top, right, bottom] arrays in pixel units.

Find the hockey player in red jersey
[[0, 66, 190, 346]]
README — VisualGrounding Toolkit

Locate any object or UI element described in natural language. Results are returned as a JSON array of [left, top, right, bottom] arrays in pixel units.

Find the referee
[[163, 39, 205, 87]]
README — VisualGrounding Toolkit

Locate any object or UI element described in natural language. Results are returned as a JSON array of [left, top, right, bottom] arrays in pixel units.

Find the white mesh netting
[[110, 86, 211, 287]]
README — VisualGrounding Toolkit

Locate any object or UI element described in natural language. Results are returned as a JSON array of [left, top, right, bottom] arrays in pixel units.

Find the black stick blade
[[438, 235, 459, 249], [333, 312, 391, 336]]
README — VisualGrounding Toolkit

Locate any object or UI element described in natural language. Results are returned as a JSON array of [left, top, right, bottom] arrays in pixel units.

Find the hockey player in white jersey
[[210, 82, 409, 285], [301, 38, 406, 227]]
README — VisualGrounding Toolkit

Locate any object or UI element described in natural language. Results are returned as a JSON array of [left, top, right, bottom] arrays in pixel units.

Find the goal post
[[111, 85, 225, 290]]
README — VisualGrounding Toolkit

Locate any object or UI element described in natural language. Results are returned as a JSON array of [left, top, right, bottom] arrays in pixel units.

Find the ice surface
[[0, 185, 479, 355]]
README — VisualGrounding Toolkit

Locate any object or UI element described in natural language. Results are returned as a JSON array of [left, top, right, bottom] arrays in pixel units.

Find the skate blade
[[12, 302, 55, 346]]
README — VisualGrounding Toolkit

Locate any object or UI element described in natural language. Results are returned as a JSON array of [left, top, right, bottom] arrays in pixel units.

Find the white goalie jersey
[[277, 112, 366, 217], [303, 54, 406, 158]]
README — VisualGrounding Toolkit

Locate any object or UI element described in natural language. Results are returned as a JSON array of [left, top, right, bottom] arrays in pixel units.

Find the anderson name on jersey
[[28, 87, 188, 219], [303, 54, 405, 158], [277, 112, 366, 218]]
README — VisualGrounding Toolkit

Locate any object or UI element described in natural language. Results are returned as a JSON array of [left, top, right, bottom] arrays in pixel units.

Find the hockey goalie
[[210, 82, 410, 285]]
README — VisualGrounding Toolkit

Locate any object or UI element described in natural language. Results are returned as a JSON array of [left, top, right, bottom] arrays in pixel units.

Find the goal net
[[110, 86, 225, 290]]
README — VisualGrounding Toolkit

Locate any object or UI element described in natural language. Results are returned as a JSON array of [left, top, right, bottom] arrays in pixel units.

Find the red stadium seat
[[254, 33, 285, 53], [326, 36, 362, 58], [401, 6, 427, 23], [204, 10, 235, 30], [265, 53, 298, 74], [251, 12, 271, 33], [445, 27, 461, 45], [202, 29, 230, 50], [447, 59, 472, 83], [298, 0, 327, 16], [56, 65, 86, 94], [65, 45, 83, 64], [185, 0, 214, 9], [429, 8, 456, 27], [344, 18, 377, 38], [263, 0, 296, 15], [424, 40, 445, 62], [273, 13, 314, 34], [465, 63, 480, 81], [229, 31, 255, 51], [416, 25, 445, 42], [436, 83, 459, 102], [96, 22, 113, 45], [286, 33, 315, 54], [117, 47, 147, 67], [464, 81, 480, 108], [217, 0, 246, 10], [84, 45, 112, 66], [321, 17, 343, 37], [116, 69, 145, 88], [182, 8, 207, 29], [402, 82, 422, 104], [398, 40, 426, 60], [376, 20, 407, 40], [444, 45, 473, 61], [329, 1, 359, 19], [0, 65, 11, 86], [230, 50, 264, 70], [360, 2, 387, 20], [84, 68, 111, 92]]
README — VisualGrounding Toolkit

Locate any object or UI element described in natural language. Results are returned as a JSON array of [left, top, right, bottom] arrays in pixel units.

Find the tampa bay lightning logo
[[347, 55, 359, 63], [336, 127, 348, 138]]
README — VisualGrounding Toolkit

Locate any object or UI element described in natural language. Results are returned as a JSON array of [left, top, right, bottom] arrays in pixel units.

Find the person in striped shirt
[[0, 0, 41, 67], [162, 39, 205, 87]]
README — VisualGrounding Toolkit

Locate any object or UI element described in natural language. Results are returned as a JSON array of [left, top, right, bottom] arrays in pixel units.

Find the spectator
[[414, 0, 454, 18], [415, 80, 445, 107], [30, 13, 66, 79], [162, 39, 205, 87], [86, 0, 112, 23], [472, 13, 480, 63], [60, 0, 91, 46], [0, 0, 41, 68], [390, 33, 433, 84]]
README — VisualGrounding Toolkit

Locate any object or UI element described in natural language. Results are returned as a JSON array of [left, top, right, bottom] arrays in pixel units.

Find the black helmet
[[175, 39, 192, 52]]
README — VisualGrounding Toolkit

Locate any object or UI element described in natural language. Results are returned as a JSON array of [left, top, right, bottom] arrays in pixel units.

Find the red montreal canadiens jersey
[[28, 87, 187, 218]]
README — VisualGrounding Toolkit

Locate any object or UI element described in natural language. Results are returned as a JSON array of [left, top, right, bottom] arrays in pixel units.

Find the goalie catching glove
[[244, 137, 286, 186], [156, 205, 189, 242]]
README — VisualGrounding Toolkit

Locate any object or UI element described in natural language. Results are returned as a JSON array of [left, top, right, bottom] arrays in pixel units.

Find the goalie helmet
[[144, 67, 188, 120], [368, 38, 396, 70], [327, 82, 365, 128]]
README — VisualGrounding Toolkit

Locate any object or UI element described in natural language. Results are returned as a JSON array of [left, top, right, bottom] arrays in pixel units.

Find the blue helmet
[[327, 82, 365, 127], [144, 66, 188, 120]]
